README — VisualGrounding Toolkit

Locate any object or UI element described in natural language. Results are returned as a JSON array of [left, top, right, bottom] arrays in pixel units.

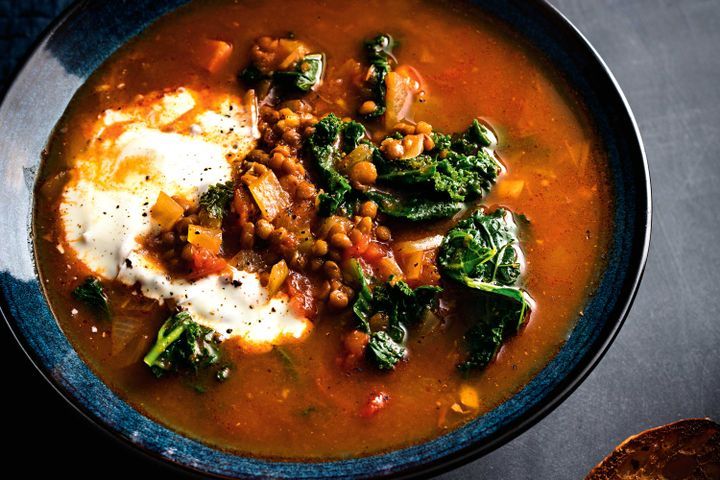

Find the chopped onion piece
[[267, 260, 289, 297]]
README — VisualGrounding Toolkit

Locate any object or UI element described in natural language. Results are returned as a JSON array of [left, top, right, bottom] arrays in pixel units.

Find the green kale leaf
[[200, 181, 234, 220], [373, 119, 500, 206], [451, 119, 494, 154], [238, 64, 266, 86], [273, 53, 325, 92], [458, 295, 527, 372], [361, 34, 396, 119], [342, 120, 367, 153], [72, 277, 110, 318], [143, 311, 222, 378], [365, 190, 465, 222], [437, 209, 532, 372], [306, 114, 368, 215], [351, 260, 441, 370], [368, 331, 406, 370]]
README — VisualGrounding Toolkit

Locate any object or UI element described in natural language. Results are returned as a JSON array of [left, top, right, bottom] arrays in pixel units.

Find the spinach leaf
[[306, 114, 368, 215], [143, 311, 222, 378], [72, 277, 110, 317], [200, 181, 234, 220], [351, 260, 441, 370], [437, 209, 532, 372], [273, 53, 325, 92], [361, 34, 396, 119], [365, 190, 465, 221]]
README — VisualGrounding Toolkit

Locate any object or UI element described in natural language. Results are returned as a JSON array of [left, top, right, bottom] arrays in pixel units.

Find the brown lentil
[[295, 181, 315, 200], [415, 121, 433, 135], [356, 216, 373, 234], [348, 161, 377, 185], [360, 201, 378, 218], [376, 225, 391, 242], [358, 100, 377, 115], [312, 239, 329, 256], [330, 232, 352, 249], [323, 260, 342, 279], [256, 219, 274, 239], [328, 290, 349, 309]]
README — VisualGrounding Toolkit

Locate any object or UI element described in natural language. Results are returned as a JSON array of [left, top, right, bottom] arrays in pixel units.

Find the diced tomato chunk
[[343, 232, 370, 259], [360, 390, 390, 418], [361, 241, 387, 264], [339, 330, 369, 370], [233, 187, 256, 225], [188, 245, 227, 279], [286, 272, 317, 319]]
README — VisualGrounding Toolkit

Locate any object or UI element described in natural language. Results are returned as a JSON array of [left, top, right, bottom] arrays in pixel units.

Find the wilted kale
[[273, 53, 325, 92], [365, 190, 465, 222], [373, 120, 501, 212], [459, 295, 527, 372], [200, 181, 234, 220], [72, 277, 110, 318], [238, 45, 324, 93], [342, 120, 367, 153], [449, 119, 494, 154], [367, 331, 406, 370], [437, 209, 532, 371], [143, 311, 222, 378], [361, 34, 396, 119], [352, 260, 441, 370], [306, 114, 368, 215], [238, 64, 266, 86]]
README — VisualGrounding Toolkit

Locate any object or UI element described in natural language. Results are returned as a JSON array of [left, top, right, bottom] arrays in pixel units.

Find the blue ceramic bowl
[[0, 0, 650, 478]]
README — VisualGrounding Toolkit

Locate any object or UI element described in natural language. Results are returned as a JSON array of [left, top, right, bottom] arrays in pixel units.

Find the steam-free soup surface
[[35, 0, 611, 459]]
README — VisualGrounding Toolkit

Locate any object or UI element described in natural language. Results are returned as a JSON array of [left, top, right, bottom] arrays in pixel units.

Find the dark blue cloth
[[0, 0, 73, 91]]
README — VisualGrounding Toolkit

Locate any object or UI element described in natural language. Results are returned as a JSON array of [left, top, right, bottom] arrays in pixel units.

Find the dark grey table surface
[[2, 1, 719, 478]]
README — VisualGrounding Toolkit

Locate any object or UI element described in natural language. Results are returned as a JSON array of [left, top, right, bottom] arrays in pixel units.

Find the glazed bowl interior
[[0, 0, 649, 478]]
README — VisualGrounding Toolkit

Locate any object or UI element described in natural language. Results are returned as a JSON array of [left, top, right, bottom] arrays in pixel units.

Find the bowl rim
[[0, 0, 651, 478]]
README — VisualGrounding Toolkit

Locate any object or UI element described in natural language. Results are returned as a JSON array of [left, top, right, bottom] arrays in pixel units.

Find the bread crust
[[586, 418, 720, 479]]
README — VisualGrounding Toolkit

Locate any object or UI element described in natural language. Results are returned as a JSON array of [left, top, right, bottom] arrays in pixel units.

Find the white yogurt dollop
[[60, 89, 311, 351]]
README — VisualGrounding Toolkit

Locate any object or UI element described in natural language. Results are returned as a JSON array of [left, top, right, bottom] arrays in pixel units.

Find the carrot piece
[[399, 250, 425, 281], [196, 39, 233, 73], [150, 192, 184, 231], [187, 224, 223, 254], [343, 232, 370, 259]]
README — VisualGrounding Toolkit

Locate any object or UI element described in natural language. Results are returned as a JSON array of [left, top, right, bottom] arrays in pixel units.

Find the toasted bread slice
[[586, 418, 720, 479]]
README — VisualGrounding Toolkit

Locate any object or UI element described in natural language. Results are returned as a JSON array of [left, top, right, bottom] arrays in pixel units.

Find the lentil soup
[[34, 0, 612, 459]]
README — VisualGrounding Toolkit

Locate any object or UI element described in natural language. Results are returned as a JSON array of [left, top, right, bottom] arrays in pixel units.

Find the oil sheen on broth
[[34, 0, 612, 459]]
